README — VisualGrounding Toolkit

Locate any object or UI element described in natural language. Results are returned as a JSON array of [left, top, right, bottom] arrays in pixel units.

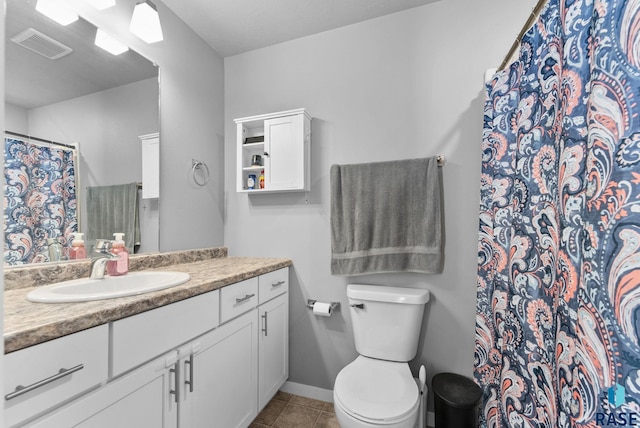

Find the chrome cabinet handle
[[5, 364, 84, 401], [169, 362, 180, 403], [262, 312, 268, 336], [271, 280, 285, 288], [185, 354, 194, 393], [350, 303, 364, 309], [235, 293, 255, 304]]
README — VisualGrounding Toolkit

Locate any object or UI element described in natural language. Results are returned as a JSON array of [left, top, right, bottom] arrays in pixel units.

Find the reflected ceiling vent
[[11, 28, 73, 60]]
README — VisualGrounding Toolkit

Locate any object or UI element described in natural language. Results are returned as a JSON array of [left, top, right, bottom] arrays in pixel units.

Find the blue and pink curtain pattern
[[475, 0, 640, 426], [4, 138, 77, 265]]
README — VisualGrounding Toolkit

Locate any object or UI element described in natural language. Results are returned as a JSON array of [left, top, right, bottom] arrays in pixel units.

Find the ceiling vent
[[11, 28, 73, 60]]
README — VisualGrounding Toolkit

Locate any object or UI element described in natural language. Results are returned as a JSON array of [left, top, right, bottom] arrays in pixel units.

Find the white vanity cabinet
[[12, 267, 290, 428], [235, 108, 311, 193], [180, 309, 259, 428], [29, 351, 178, 428], [258, 269, 290, 410], [4, 325, 109, 427]]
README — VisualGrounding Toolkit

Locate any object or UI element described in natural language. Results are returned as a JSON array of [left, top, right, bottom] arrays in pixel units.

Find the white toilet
[[333, 284, 430, 428]]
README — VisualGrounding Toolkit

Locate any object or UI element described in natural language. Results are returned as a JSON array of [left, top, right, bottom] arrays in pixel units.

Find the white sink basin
[[26, 271, 191, 303]]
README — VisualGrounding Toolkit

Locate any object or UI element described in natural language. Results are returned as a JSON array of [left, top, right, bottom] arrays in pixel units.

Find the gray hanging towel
[[330, 157, 443, 275], [86, 182, 140, 252]]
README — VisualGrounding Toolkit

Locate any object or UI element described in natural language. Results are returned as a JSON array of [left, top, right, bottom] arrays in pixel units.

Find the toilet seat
[[334, 356, 420, 424]]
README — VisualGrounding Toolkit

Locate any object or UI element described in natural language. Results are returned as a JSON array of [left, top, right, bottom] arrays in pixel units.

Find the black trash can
[[432, 372, 482, 428]]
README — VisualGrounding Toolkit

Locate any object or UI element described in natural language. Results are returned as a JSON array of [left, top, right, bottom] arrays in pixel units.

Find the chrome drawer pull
[[271, 281, 285, 288], [235, 293, 255, 304], [185, 354, 194, 393], [5, 364, 84, 401], [262, 312, 268, 336], [169, 362, 180, 403]]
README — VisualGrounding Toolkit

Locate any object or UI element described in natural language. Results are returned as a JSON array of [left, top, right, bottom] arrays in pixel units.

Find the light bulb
[[130, 1, 163, 43]]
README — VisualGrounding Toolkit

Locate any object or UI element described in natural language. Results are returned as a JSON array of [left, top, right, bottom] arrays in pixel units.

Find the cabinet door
[[264, 114, 304, 190], [140, 133, 160, 199], [181, 309, 259, 428], [29, 352, 178, 428], [258, 293, 289, 411], [5, 325, 108, 427]]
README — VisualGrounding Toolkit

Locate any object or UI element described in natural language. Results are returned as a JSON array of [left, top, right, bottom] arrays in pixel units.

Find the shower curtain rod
[[5, 130, 76, 150], [497, 0, 547, 71]]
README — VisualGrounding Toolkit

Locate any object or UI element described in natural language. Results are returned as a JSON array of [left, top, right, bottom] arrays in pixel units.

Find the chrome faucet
[[90, 239, 118, 279]]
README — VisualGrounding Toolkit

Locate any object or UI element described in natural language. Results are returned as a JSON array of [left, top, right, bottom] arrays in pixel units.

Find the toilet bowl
[[335, 285, 430, 428], [333, 356, 420, 428]]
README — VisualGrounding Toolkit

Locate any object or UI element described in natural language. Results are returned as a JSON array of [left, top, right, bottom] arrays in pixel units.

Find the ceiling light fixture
[[130, 1, 163, 43], [88, 0, 116, 10], [35, 0, 79, 26], [95, 28, 129, 55]]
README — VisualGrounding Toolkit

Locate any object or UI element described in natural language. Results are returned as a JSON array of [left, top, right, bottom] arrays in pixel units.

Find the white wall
[[5, 103, 27, 132], [66, 0, 226, 252], [224, 0, 537, 408], [24, 77, 158, 252]]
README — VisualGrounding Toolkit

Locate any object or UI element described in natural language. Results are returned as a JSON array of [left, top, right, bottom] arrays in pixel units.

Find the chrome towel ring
[[191, 159, 210, 186]]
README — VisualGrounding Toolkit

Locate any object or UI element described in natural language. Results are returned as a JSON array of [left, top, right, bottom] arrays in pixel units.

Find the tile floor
[[250, 391, 339, 428]]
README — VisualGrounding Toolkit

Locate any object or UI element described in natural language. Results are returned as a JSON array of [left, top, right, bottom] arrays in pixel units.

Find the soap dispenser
[[69, 232, 87, 260], [47, 237, 63, 262], [107, 233, 129, 276]]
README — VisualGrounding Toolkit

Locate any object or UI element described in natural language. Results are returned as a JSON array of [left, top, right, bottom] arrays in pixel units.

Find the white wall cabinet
[[235, 109, 311, 193], [15, 268, 289, 428], [140, 132, 160, 199]]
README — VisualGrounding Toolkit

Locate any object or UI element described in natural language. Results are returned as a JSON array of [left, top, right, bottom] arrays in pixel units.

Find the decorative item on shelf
[[251, 154, 263, 166], [247, 174, 257, 190], [244, 136, 264, 144]]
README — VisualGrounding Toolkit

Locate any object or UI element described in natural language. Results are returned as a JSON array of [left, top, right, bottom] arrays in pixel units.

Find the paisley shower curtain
[[4, 137, 78, 265], [475, 0, 640, 426]]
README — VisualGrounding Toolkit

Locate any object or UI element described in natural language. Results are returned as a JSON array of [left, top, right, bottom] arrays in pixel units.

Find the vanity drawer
[[258, 268, 289, 305], [111, 290, 220, 377], [4, 324, 108, 427], [220, 278, 259, 323]]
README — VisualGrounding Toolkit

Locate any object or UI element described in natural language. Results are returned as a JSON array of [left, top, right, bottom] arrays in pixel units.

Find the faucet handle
[[94, 239, 112, 252]]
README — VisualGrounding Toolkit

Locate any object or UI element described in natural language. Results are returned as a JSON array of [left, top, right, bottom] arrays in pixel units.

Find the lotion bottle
[[107, 233, 129, 276], [69, 232, 87, 260]]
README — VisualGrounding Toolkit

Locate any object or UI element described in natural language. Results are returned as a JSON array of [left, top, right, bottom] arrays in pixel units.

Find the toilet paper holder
[[306, 299, 340, 311]]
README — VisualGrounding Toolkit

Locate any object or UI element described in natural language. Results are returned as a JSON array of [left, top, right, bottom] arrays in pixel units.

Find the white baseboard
[[280, 381, 435, 427], [280, 381, 334, 403]]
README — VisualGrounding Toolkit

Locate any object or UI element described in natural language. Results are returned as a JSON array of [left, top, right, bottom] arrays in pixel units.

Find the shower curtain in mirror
[[475, 0, 640, 426], [4, 138, 78, 265]]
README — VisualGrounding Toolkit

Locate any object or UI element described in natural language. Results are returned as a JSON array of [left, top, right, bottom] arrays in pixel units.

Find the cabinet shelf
[[243, 142, 264, 149], [235, 108, 311, 193]]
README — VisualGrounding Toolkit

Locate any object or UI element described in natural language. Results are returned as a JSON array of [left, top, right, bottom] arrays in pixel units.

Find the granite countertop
[[4, 255, 292, 354]]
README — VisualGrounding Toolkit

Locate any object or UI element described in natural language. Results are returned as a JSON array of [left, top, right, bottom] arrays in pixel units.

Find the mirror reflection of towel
[[86, 183, 140, 252], [330, 157, 443, 275]]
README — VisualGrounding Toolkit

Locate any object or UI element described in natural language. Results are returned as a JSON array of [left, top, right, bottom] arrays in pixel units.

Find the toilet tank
[[347, 284, 430, 362]]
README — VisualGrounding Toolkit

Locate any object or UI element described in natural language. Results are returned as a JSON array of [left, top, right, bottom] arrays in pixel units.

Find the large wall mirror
[[5, 0, 160, 266]]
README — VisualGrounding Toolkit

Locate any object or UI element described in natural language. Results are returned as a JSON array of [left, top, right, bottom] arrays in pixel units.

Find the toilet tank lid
[[347, 284, 430, 304]]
